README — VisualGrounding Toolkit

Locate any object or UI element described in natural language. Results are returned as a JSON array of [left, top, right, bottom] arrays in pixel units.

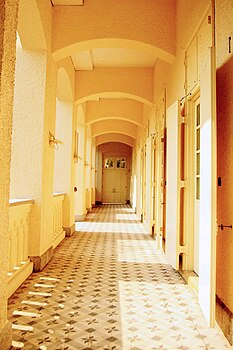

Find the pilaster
[[0, 0, 19, 348]]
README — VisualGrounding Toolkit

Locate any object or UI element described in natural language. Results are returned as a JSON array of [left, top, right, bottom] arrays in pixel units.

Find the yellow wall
[[10, 46, 47, 200], [0, 0, 19, 346], [13, 0, 60, 257], [75, 104, 86, 219]]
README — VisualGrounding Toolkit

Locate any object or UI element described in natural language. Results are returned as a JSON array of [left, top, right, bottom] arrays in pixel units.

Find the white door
[[102, 157, 127, 204], [194, 97, 200, 275], [199, 47, 216, 326]]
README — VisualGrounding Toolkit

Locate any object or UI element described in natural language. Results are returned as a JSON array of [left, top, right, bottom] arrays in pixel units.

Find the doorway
[[102, 156, 128, 204]]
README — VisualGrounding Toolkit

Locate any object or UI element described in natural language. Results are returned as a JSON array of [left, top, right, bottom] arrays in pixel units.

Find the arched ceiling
[[96, 134, 135, 148], [50, 0, 176, 146]]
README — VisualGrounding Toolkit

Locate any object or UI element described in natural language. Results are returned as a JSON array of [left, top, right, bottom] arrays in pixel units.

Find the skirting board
[[64, 223, 75, 237], [75, 213, 86, 222], [29, 246, 53, 272]]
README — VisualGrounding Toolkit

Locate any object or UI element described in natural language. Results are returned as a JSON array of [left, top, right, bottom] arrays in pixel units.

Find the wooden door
[[102, 157, 127, 204]]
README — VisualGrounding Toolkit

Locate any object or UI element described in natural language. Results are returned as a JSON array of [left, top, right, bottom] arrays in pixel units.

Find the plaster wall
[[10, 46, 48, 258], [53, 100, 73, 226], [10, 47, 46, 200], [40, 54, 58, 256], [75, 106, 86, 217], [75, 67, 154, 105], [0, 0, 18, 346], [91, 139, 96, 205], [13, 0, 58, 261], [130, 146, 137, 210], [216, 0, 233, 314], [85, 125, 92, 209], [17, 0, 47, 50], [35, 0, 52, 50], [52, 0, 176, 60], [57, 57, 75, 101]]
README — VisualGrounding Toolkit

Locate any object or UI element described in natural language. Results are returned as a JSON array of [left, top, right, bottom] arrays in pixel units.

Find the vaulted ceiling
[[50, 0, 176, 148]]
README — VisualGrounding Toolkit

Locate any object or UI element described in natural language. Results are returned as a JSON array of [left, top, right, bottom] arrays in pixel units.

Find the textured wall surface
[[10, 48, 46, 200], [53, 100, 73, 226], [0, 0, 18, 347], [216, 0, 233, 315], [75, 115, 85, 216]]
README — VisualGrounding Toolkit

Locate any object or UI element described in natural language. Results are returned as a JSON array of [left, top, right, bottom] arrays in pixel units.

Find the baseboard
[[0, 321, 12, 350], [95, 201, 102, 206], [178, 270, 199, 295], [216, 295, 233, 345], [64, 223, 75, 237], [29, 246, 53, 272], [52, 229, 66, 249], [7, 260, 33, 297], [75, 213, 86, 222]]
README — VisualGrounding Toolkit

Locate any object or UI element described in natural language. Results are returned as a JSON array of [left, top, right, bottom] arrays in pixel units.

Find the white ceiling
[[51, 0, 83, 5], [71, 48, 157, 71]]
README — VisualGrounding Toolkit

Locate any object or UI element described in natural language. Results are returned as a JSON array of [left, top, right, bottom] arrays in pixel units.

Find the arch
[[87, 116, 143, 127], [96, 134, 135, 148], [57, 67, 73, 101], [92, 120, 137, 139], [53, 38, 175, 65], [98, 142, 132, 156], [86, 99, 143, 127], [52, 0, 176, 61], [77, 92, 153, 107]]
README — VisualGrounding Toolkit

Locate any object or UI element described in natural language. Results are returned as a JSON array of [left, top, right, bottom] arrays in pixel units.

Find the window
[[104, 158, 114, 169], [116, 158, 126, 168]]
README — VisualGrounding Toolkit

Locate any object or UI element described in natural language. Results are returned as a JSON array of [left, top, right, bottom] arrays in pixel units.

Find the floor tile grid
[[8, 204, 231, 350]]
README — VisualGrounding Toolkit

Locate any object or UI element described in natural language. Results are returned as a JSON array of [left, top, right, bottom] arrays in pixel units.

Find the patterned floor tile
[[8, 204, 230, 350]]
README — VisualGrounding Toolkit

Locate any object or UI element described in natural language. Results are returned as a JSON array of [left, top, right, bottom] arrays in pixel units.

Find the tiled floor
[[8, 204, 230, 350]]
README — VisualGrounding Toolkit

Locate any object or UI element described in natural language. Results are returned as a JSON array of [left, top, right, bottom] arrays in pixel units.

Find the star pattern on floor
[[8, 204, 230, 349]]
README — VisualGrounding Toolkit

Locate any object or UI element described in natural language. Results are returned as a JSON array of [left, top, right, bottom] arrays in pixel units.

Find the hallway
[[8, 205, 229, 350]]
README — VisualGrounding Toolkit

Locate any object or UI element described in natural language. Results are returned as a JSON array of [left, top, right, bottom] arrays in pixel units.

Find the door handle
[[218, 224, 232, 230]]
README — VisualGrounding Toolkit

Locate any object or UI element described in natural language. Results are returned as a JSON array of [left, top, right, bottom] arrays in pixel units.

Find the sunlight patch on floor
[[119, 280, 229, 350], [117, 239, 168, 264], [76, 221, 147, 233]]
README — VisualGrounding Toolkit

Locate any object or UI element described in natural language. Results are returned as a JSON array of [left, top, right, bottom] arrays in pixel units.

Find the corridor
[[8, 205, 229, 350]]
